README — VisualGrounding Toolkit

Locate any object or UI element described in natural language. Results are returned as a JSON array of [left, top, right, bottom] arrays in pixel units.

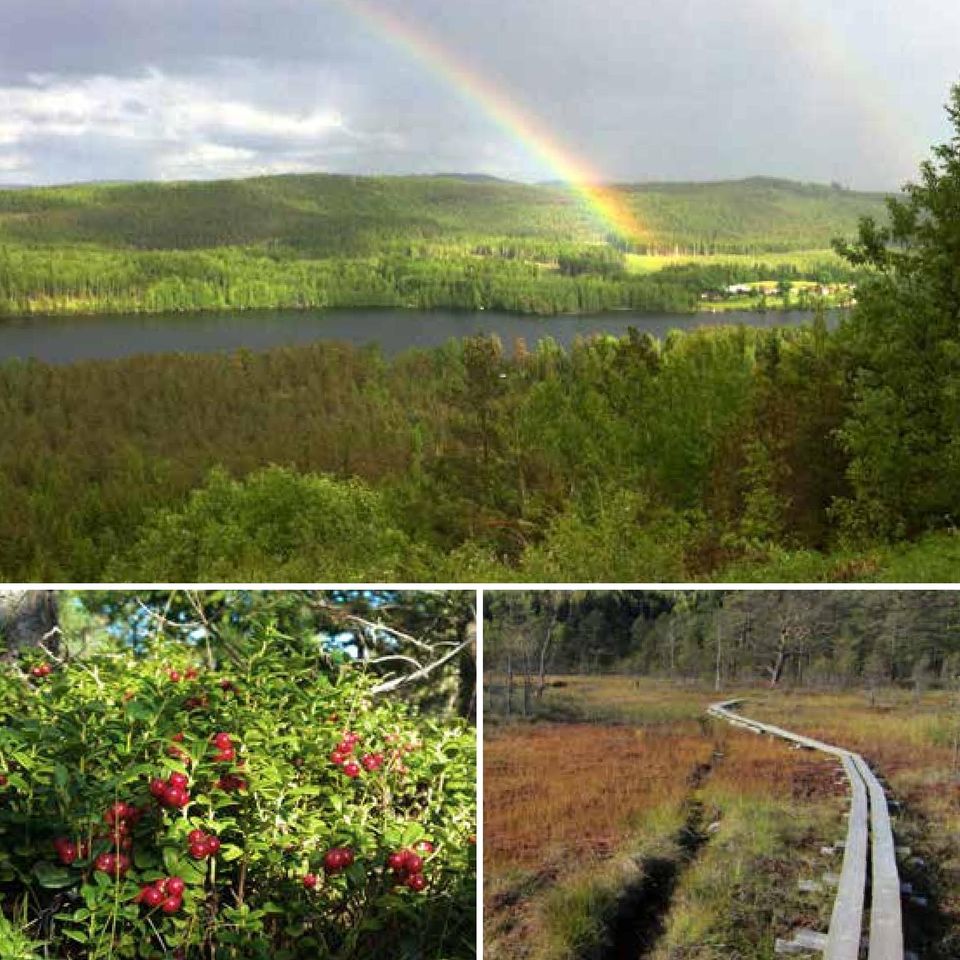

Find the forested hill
[[0, 173, 888, 254]]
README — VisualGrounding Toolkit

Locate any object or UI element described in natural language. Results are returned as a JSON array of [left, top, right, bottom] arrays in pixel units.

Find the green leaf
[[220, 843, 244, 862], [32, 861, 76, 889]]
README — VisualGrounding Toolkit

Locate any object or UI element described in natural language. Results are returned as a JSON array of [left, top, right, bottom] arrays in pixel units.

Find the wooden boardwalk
[[707, 700, 904, 960]]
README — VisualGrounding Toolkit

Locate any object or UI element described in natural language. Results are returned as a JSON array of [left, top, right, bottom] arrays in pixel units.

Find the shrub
[[0, 638, 476, 959]]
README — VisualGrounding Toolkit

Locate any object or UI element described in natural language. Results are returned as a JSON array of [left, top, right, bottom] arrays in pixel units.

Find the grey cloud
[[0, 0, 956, 189]]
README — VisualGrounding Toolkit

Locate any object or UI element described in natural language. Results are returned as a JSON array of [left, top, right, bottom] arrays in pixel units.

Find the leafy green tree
[[834, 79, 960, 539], [107, 467, 431, 582]]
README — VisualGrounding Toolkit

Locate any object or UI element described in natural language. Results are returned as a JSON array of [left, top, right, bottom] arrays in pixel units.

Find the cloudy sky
[[1, 0, 957, 189]]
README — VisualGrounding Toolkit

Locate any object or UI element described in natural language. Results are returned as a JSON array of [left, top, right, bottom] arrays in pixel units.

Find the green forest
[[484, 589, 960, 689], [0, 175, 881, 317], [1, 84, 959, 582]]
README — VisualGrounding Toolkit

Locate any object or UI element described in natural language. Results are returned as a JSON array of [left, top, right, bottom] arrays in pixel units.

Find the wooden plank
[[851, 754, 904, 960], [708, 701, 881, 960], [824, 754, 868, 960]]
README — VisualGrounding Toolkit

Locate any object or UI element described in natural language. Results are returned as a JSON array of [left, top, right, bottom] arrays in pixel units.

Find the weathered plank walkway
[[707, 699, 903, 960]]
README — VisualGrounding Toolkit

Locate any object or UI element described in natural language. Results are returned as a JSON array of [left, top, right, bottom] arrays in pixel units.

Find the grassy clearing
[[484, 678, 959, 960], [624, 249, 848, 276], [485, 723, 710, 871], [641, 718, 846, 958]]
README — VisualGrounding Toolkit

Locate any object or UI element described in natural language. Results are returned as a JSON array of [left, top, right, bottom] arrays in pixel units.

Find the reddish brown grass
[[484, 722, 711, 873]]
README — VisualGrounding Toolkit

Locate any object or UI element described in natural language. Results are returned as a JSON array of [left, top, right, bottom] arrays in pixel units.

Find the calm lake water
[[0, 307, 825, 364]]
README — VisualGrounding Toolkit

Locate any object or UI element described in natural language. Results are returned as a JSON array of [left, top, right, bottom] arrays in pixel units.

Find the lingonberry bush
[[0, 636, 476, 959]]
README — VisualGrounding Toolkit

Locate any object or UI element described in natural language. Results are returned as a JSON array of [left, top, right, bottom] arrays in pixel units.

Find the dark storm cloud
[[0, 0, 956, 187]]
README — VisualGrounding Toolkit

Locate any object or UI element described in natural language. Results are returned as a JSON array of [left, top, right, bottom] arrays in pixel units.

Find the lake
[[0, 307, 826, 364]]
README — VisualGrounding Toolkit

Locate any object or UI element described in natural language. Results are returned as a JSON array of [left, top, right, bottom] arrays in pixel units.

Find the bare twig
[[370, 638, 472, 695], [344, 615, 435, 651]]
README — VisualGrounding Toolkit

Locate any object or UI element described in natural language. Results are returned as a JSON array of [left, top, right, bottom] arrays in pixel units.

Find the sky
[[0, 0, 957, 189]]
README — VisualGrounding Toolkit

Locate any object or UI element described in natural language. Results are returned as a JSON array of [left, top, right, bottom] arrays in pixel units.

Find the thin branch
[[344, 615, 435, 651], [371, 638, 472, 695], [368, 654, 425, 670]]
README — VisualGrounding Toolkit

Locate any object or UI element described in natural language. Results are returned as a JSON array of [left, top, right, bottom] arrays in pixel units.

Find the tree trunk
[[535, 597, 560, 700], [769, 648, 787, 687], [0, 590, 60, 660]]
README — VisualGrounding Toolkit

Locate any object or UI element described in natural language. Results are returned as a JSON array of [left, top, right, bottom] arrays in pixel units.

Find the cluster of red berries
[[95, 850, 132, 877], [52, 835, 86, 865], [387, 846, 430, 892], [187, 828, 221, 859], [135, 875, 185, 913], [330, 733, 386, 778], [30, 662, 53, 678], [210, 731, 236, 763], [149, 772, 191, 809], [102, 800, 145, 849], [323, 847, 355, 874], [167, 667, 199, 683]]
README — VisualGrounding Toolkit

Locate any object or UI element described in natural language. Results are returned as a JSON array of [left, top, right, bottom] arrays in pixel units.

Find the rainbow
[[332, 0, 645, 242]]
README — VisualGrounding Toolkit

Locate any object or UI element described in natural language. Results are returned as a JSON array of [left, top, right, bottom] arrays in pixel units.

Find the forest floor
[[483, 678, 960, 960]]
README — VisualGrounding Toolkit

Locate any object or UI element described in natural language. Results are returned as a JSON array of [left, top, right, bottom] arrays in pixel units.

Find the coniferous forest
[[1, 83, 960, 582], [484, 590, 960, 687]]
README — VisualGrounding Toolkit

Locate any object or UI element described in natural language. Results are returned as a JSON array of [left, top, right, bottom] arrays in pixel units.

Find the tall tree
[[835, 79, 960, 539]]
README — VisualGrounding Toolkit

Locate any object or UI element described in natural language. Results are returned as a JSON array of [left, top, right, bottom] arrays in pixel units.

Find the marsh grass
[[485, 678, 959, 960]]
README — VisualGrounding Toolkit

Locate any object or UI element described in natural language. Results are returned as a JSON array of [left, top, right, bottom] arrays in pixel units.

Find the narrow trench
[[597, 753, 719, 960]]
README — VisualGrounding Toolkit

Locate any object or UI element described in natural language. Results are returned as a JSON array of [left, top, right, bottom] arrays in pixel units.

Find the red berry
[[149, 778, 167, 798], [143, 886, 165, 907], [172, 732, 185, 743], [168, 670, 182, 682], [342, 761, 361, 778], [189, 841, 209, 859], [406, 873, 427, 892], [212, 732, 233, 748], [55, 839, 78, 865], [330, 750, 347, 765], [303, 873, 318, 889], [323, 848, 352, 873], [95, 853, 116, 874], [206, 836, 221, 855], [361, 754, 382, 772], [166, 876, 185, 896], [387, 852, 406, 871], [168, 772, 189, 789], [213, 747, 235, 763], [188, 829, 206, 844], [405, 853, 424, 874], [335, 740, 354, 756], [184, 668, 199, 680], [162, 785, 189, 808], [161, 895, 182, 914]]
